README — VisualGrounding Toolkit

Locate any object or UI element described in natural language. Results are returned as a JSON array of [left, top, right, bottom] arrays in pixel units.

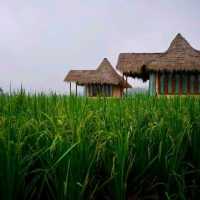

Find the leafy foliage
[[0, 93, 200, 199]]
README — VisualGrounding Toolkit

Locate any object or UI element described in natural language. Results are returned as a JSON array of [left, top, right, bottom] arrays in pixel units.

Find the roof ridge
[[167, 33, 193, 52], [97, 58, 123, 81], [146, 33, 200, 71], [97, 58, 113, 70]]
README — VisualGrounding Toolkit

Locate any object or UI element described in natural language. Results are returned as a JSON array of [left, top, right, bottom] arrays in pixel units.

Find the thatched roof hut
[[117, 34, 200, 79], [65, 58, 130, 87], [64, 58, 131, 97], [117, 34, 200, 95]]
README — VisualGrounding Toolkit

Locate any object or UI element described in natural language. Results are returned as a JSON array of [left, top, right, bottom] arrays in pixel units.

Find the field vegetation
[[0, 91, 200, 200]]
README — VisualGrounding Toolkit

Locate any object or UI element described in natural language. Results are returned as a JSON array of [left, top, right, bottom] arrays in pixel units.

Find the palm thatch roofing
[[116, 33, 200, 79], [147, 34, 200, 72], [64, 58, 131, 88], [116, 53, 162, 77]]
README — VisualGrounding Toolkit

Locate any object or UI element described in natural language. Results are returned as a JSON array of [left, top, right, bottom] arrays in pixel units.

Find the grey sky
[[0, 0, 200, 93]]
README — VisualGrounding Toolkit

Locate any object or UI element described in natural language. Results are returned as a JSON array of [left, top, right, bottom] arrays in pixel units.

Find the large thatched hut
[[64, 58, 131, 97], [117, 34, 200, 95]]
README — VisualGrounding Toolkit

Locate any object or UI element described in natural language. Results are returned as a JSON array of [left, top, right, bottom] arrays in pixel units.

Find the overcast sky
[[0, 0, 200, 93]]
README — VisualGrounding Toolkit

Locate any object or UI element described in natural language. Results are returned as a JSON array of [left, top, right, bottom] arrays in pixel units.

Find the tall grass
[[0, 92, 200, 199]]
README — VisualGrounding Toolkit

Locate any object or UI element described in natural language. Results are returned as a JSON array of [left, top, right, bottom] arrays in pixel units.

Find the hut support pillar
[[85, 85, 87, 96], [122, 74, 125, 96], [75, 82, 78, 96], [156, 72, 159, 95], [126, 75, 128, 95], [69, 82, 72, 96]]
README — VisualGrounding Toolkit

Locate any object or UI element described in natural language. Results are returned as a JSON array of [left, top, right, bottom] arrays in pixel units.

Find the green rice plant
[[0, 92, 200, 199]]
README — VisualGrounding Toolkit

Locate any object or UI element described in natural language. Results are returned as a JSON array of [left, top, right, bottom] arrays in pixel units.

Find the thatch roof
[[116, 33, 200, 78], [147, 34, 200, 72], [116, 53, 162, 76], [64, 58, 131, 88], [64, 70, 95, 83]]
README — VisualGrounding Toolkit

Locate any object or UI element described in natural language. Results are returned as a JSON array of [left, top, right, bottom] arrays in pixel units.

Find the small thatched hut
[[117, 34, 200, 95], [64, 58, 131, 97]]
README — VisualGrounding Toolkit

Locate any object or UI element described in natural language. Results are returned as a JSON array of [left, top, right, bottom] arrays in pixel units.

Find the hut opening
[[116, 33, 200, 96], [64, 58, 131, 97]]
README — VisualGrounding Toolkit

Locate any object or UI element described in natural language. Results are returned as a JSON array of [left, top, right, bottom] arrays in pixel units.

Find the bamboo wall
[[149, 72, 200, 95], [112, 86, 123, 97], [85, 84, 122, 97]]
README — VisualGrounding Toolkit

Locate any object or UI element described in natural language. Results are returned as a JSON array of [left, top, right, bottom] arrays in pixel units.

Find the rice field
[[0, 91, 200, 200]]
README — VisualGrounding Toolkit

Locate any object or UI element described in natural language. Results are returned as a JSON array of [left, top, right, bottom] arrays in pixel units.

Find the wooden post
[[179, 73, 182, 95], [122, 74, 125, 97], [85, 86, 87, 96], [75, 82, 78, 96], [158, 72, 161, 95], [156, 72, 159, 95], [69, 82, 71, 96], [172, 74, 176, 94], [160, 73, 165, 95], [194, 74, 199, 94], [126, 76, 128, 95], [168, 73, 172, 94], [164, 73, 168, 95]]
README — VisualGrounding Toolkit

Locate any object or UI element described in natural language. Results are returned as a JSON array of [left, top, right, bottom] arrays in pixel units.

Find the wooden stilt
[[75, 82, 78, 96], [156, 72, 159, 95], [179, 73, 183, 95], [69, 82, 72, 96], [123, 74, 125, 97], [187, 74, 190, 95], [172, 74, 176, 94], [164, 73, 168, 95], [126, 76, 128, 95], [194, 74, 199, 94], [122, 74, 125, 97], [85, 86, 87, 96]]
